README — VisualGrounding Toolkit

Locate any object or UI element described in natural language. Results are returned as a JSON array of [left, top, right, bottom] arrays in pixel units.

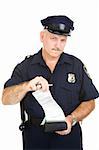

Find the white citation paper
[[32, 90, 66, 123]]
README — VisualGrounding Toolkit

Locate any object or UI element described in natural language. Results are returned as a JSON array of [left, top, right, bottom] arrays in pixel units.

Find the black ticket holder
[[44, 121, 67, 132]]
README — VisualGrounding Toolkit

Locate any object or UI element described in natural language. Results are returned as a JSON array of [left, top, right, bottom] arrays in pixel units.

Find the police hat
[[41, 15, 74, 36]]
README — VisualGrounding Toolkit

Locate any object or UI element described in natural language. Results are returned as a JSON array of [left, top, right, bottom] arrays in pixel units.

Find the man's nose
[[55, 40, 61, 49]]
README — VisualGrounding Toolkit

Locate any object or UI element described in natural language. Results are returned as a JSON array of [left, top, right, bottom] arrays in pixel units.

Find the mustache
[[52, 48, 62, 51]]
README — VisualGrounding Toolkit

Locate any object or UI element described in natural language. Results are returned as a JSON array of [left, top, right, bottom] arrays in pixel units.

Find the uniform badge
[[83, 65, 91, 79], [67, 73, 76, 83], [60, 23, 65, 30]]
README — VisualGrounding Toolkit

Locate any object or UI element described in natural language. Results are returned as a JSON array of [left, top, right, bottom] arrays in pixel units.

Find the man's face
[[40, 30, 67, 58]]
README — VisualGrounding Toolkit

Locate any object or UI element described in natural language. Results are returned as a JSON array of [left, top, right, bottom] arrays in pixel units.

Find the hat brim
[[47, 29, 71, 36]]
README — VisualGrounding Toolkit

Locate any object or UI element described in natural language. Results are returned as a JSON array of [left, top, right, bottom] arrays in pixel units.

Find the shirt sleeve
[[4, 64, 24, 88], [79, 64, 99, 101]]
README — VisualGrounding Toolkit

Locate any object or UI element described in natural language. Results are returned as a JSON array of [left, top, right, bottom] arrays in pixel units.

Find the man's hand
[[28, 76, 49, 92], [55, 115, 73, 135]]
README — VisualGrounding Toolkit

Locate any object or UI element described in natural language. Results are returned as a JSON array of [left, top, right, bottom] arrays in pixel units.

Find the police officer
[[2, 15, 99, 150]]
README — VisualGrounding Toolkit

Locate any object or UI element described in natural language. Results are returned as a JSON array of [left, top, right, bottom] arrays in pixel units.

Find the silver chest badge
[[67, 73, 76, 83]]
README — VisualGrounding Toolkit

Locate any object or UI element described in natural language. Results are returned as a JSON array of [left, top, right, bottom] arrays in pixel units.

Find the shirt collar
[[31, 49, 46, 66], [31, 48, 72, 65], [58, 52, 72, 65]]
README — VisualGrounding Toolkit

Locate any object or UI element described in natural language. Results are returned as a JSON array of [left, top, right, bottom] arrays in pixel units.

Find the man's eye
[[61, 39, 66, 42], [51, 37, 56, 40]]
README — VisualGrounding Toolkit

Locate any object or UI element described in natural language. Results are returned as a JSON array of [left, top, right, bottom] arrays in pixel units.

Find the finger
[[63, 125, 72, 135], [41, 83, 49, 91], [55, 123, 72, 135], [55, 131, 66, 136], [39, 77, 49, 91], [36, 84, 42, 90], [64, 129, 71, 135], [30, 84, 37, 91]]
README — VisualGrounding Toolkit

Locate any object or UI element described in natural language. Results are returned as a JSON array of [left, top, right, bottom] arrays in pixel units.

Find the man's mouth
[[52, 48, 61, 51]]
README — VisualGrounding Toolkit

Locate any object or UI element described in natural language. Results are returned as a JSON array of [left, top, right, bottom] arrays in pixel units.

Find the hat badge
[[59, 23, 65, 30], [67, 73, 76, 83]]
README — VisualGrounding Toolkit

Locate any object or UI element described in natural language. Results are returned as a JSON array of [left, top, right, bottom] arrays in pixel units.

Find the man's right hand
[[28, 76, 49, 92]]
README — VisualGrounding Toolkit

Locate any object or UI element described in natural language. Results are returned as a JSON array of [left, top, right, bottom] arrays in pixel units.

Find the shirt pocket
[[55, 82, 81, 113], [62, 82, 80, 101]]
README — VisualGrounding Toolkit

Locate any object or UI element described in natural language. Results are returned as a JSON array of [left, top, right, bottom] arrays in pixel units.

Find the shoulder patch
[[83, 65, 91, 79]]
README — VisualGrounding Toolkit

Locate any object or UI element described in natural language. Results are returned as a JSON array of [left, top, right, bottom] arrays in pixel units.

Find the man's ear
[[40, 31, 44, 42]]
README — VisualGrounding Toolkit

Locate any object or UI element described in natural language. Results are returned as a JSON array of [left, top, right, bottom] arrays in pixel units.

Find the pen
[[48, 84, 53, 87], [36, 83, 53, 87]]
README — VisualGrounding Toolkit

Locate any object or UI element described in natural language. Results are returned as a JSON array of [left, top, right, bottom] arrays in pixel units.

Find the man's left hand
[[55, 115, 73, 135]]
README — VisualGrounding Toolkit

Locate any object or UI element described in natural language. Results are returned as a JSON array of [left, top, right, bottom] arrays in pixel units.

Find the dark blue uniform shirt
[[4, 49, 99, 120], [4, 49, 99, 150]]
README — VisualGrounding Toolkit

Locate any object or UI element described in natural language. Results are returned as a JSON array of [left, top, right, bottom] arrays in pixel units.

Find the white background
[[0, 0, 99, 150]]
